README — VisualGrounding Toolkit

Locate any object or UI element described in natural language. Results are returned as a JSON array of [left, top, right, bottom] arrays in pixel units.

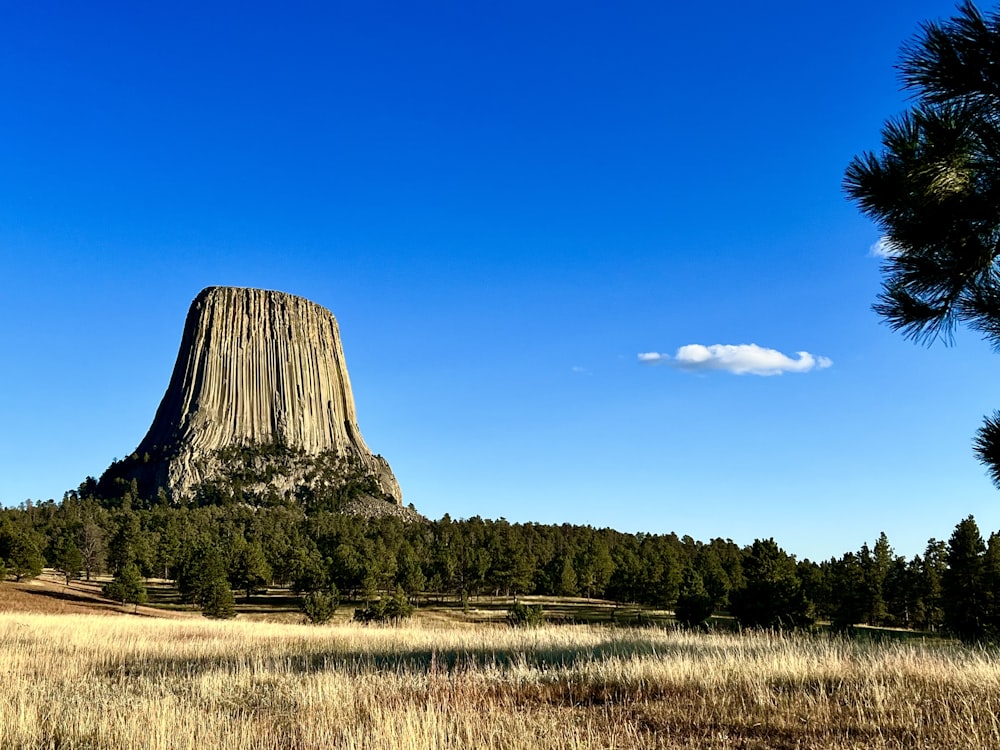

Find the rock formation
[[101, 286, 402, 508]]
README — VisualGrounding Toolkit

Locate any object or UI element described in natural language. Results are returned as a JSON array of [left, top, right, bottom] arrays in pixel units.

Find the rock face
[[109, 286, 402, 506]]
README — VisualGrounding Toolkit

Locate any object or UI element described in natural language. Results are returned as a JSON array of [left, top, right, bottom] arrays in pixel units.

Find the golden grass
[[1, 612, 999, 749], [0, 574, 196, 619]]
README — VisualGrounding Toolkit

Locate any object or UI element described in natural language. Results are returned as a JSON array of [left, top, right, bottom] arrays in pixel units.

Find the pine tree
[[867, 532, 894, 625], [104, 563, 147, 613], [845, 2, 1000, 483], [177, 545, 237, 619], [107, 511, 142, 575], [915, 540, 947, 631], [943, 516, 987, 640], [883, 555, 916, 628], [53, 536, 83, 586], [558, 555, 578, 597], [829, 552, 867, 631], [983, 532, 1000, 637], [395, 542, 426, 599], [301, 585, 340, 624], [729, 539, 813, 630], [200, 576, 236, 619], [383, 587, 415, 622], [232, 540, 272, 600], [674, 568, 714, 628], [199, 546, 236, 618], [6, 530, 44, 582], [694, 547, 731, 609]]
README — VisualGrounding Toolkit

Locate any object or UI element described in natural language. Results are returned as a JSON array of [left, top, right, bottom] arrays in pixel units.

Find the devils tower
[[99, 286, 402, 510]]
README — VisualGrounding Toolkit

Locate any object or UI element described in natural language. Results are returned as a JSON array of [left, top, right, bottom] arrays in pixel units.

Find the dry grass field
[[3, 583, 1000, 750]]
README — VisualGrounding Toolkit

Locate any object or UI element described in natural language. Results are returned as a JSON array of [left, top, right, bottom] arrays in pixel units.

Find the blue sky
[[3, 0, 998, 561]]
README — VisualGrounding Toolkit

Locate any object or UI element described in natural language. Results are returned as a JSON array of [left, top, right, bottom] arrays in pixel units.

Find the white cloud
[[869, 237, 901, 258], [637, 343, 832, 376]]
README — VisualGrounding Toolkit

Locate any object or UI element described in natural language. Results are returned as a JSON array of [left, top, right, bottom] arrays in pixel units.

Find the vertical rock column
[[128, 286, 402, 503]]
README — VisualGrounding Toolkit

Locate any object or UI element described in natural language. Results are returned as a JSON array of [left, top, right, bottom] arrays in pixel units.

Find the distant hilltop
[[97, 286, 406, 516]]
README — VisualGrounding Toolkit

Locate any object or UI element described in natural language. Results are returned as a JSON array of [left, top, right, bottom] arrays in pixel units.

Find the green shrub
[[6, 532, 44, 582], [675, 569, 714, 629], [353, 602, 383, 623], [103, 563, 147, 612], [200, 578, 236, 619], [301, 587, 340, 624], [353, 589, 414, 624], [506, 601, 545, 627], [382, 588, 415, 622]]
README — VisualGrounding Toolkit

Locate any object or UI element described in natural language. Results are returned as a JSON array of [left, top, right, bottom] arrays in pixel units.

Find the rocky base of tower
[[98, 441, 403, 513]]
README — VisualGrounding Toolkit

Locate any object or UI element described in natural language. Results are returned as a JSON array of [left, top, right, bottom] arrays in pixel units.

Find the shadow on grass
[[19, 586, 168, 617], [106, 627, 760, 686]]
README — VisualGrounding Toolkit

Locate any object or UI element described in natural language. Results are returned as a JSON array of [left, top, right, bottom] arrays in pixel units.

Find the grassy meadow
[[3, 591, 1000, 750]]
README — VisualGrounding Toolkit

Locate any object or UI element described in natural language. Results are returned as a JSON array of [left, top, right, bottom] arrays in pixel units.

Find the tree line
[[3, 486, 1000, 638]]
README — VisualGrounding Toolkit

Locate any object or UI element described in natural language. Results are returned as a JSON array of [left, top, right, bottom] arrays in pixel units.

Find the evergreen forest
[[3, 471, 1000, 640]]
